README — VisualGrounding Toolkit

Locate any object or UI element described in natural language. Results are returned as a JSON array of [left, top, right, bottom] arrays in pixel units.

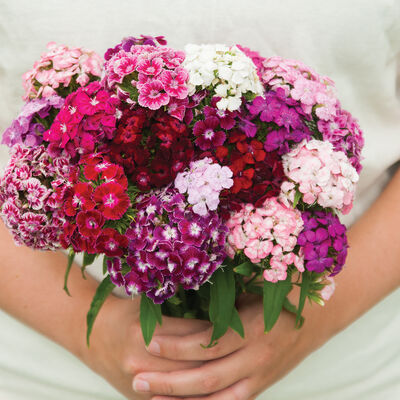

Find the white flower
[[183, 43, 264, 111]]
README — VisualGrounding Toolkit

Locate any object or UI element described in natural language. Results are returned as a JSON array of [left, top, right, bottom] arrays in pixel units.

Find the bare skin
[[131, 169, 400, 400]]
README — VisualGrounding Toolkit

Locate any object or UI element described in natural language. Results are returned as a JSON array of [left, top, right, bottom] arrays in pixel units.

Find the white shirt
[[0, 1, 399, 399]]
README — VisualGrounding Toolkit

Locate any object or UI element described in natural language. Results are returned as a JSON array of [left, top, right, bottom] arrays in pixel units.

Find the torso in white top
[[0, 1, 399, 399]]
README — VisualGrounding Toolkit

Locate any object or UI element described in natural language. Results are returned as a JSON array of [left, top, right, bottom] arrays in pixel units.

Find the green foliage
[[293, 190, 302, 209], [230, 307, 245, 338], [119, 73, 139, 101], [296, 270, 311, 327], [86, 276, 115, 346], [208, 265, 237, 347], [63, 249, 75, 296], [81, 252, 96, 278], [283, 297, 304, 328], [234, 261, 255, 276], [140, 294, 162, 346], [263, 276, 292, 332]]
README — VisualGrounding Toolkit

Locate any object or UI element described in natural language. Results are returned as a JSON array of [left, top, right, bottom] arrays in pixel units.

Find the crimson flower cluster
[[60, 153, 130, 256], [107, 188, 228, 303], [106, 107, 194, 190]]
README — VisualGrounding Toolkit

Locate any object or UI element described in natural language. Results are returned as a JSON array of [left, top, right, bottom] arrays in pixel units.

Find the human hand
[[81, 295, 209, 400], [132, 294, 322, 400]]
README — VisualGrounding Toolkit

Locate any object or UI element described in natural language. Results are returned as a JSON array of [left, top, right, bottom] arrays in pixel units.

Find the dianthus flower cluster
[[43, 82, 120, 158], [297, 211, 348, 276], [23, 42, 102, 100], [226, 197, 304, 282], [0, 144, 70, 249], [103, 41, 188, 114], [317, 108, 364, 173], [0, 36, 365, 331], [106, 107, 193, 190], [247, 88, 312, 155], [60, 153, 130, 256], [183, 44, 264, 111], [174, 157, 233, 216], [2, 95, 64, 147], [262, 56, 338, 121], [108, 188, 228, 303], [282, 139, 359, 214]]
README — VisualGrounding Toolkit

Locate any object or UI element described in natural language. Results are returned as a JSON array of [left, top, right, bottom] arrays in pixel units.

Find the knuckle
[[200, 372, 220, 393], [160, 379, 174, 395]]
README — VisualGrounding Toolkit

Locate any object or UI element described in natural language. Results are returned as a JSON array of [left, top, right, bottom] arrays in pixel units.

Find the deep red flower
[[193, 117, 226, 151], [231, 168, 255, 193], [96, 228, 128, 257], [93, 182, 130, 220], [63, 182, 95, 216], [76, 210, 105, 238]]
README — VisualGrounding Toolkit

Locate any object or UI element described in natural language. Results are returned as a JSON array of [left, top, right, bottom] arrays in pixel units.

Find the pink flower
[[282, 139, 359, 213], [138, 80, 170, 110], [320, 277, 335, 301], [137, 57, 164, 77], [160, 68, 189, 99]]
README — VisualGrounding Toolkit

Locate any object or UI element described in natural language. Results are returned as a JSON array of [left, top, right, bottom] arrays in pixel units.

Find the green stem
[[178, 285, 188, 312]]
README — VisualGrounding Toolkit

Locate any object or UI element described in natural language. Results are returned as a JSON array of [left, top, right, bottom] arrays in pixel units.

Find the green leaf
[[234, 261, 254, 277], [263, 277, 292, 332], [296, 271, 311, 327], [283, 297, 304, 328], [82, 252, 96, 278], [208, 266, 236, 346], [140, 294, 162, 346], [229, 307, 244, 338], [63, 249, 75, 296], [246, 284, 263, 296], [167, 295, 182, 306], [102, 256, 109, 275], [293, 190, 302, 208], [86, 276, 115, 346]]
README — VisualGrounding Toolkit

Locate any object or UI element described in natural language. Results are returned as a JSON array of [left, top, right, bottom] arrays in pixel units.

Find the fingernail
[[133, 379, 150, 392], [147, 341, 160, 355]]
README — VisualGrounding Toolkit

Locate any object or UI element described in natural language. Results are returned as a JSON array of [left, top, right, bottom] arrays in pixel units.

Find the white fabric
[[0, 0, 399, 399]]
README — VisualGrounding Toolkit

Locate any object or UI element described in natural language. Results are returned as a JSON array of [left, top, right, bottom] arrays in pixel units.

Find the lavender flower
[[2, 96, 64, 147]]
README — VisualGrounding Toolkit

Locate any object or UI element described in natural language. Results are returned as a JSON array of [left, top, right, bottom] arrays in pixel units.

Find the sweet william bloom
[[76, 210, 104, 238], [138, 80, 170, 110], [96, 228, 128, 257], [93, 182, 130, 220], [193, 117, 226, 150], [226, 197, 304, 281]]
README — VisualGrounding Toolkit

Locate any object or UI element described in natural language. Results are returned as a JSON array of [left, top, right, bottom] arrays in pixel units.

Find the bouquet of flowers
[[0, 35, 363, 346]]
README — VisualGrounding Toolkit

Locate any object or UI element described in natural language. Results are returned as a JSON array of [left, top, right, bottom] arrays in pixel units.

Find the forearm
[[0, 220, 112, 362], [302, 168, 400, 348]]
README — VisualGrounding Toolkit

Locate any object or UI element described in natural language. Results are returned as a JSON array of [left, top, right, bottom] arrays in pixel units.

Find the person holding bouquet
[[0, 1, 399, 400]]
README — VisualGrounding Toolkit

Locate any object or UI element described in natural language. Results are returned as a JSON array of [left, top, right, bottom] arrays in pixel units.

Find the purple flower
[[117, 188, 227, 303], [2, 96, 64, 147], [298, 211, 348, 275], [248, 94, 281, 122]]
